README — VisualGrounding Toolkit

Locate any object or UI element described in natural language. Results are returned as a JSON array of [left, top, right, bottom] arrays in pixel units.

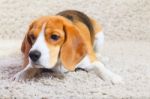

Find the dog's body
[[12, 10, 123, 84]]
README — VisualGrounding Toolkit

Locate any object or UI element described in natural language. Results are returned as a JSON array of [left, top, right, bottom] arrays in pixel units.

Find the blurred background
[[0, 0, 149, 41]]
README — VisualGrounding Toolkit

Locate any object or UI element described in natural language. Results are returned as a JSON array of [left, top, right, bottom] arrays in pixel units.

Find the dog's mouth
[[31, 62, 44, 68]]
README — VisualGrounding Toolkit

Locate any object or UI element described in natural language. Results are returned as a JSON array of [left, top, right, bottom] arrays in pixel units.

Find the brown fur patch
[[57, 10, 95, 43]]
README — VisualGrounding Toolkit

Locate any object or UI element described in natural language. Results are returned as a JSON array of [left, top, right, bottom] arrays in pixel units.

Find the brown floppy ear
[[21, 22, 34, 67], [60, 22, 96, 71]]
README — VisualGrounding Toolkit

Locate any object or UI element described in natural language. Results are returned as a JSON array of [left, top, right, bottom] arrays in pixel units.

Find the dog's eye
[[30, 34, 36, 43], [28, 34, 35, 44], [30, 34, 35, 41], [51, 34, 60, 41]]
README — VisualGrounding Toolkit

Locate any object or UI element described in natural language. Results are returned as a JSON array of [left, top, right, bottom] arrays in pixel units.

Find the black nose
[[29, 50, 41, 62]]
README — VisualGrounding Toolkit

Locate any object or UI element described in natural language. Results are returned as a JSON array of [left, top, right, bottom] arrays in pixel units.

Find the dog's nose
[[29, 50, 41, 62]]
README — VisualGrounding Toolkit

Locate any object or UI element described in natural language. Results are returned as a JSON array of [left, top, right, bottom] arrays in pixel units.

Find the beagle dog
[[12, 10, 123, 84]]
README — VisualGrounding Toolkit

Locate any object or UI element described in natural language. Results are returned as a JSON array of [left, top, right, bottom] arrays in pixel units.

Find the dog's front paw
[[11, 71, 27, 82], [101, 71, 124, 84], [91, 61, 124, 84], [109, 73, 124, 84]]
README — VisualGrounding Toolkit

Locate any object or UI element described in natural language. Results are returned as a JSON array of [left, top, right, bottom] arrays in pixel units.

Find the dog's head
[[21, 16, 95, 71]]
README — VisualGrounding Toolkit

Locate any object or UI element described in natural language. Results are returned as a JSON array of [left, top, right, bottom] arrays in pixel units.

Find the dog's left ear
[[21, 22, 34, 54], [21, 21, 35, 67], [60, 21, 96, 71]]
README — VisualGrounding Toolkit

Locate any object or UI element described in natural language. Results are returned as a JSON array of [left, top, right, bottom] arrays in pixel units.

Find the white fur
[[94, 31, 104, 52], [30, 24, 54, 69], [93, 31, 110, 63], [90, 61, 123, 84]]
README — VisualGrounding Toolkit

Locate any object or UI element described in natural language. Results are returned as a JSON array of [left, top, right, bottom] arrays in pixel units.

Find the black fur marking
[[75, 67, 88, 72]]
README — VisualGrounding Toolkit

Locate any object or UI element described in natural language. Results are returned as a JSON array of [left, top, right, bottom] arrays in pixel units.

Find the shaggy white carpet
[[0, 0, 150, 98]]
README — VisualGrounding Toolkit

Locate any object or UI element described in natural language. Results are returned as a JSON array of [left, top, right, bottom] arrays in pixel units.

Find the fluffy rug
[[0, 0, 150, 98]]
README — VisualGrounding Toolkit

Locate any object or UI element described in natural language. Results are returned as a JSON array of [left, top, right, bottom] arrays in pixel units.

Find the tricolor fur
[[12, 10, 123, 84]]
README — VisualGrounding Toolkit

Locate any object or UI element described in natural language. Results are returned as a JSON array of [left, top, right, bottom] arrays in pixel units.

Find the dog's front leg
[[11, 64, 40, 82], [91, 61, 124, 84], [77, 59, 124, 84]]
